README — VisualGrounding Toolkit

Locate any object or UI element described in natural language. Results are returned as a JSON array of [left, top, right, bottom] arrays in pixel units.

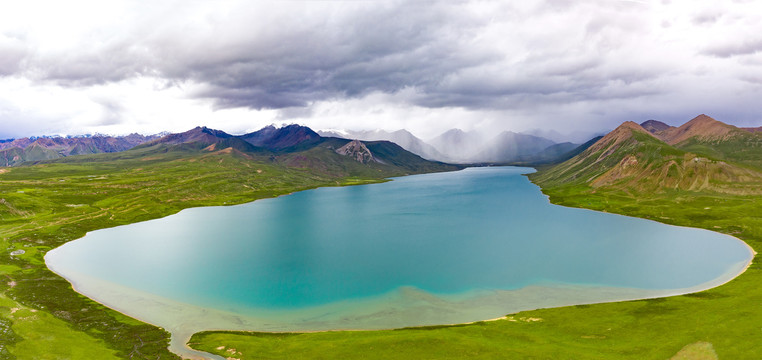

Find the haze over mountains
[[318, 129, 445, 161], [320, 127, 586, 164]]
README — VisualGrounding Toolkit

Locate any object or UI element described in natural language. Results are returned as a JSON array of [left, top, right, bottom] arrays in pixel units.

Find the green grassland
[[2, 136, 761, 359], [189, 173, 762, 359], [0, 142, 439, 360]]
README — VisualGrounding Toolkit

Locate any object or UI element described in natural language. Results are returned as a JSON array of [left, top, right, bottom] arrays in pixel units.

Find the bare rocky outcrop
[[335, 140, 376, 164]]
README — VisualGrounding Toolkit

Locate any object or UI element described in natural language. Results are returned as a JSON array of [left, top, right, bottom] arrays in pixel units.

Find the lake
[[45, 167, 753, 358]]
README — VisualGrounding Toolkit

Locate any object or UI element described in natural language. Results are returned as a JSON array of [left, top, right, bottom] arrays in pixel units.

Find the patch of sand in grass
[[670, 342, 718, 360], [505, 316, 543, 323]]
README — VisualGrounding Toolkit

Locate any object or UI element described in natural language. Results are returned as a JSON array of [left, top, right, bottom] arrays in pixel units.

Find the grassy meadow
[[189, 174, 762, 360], [0, 144, 394, 360], [0, 141, 760, 359]]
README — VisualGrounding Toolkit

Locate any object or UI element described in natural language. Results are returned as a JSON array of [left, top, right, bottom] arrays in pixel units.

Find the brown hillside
[[657, 114, 738, 145], [591, 153, 762, 194], [532, 117, 762, 195], [533, 121, 656, 185], [583, 121, 655, 161]]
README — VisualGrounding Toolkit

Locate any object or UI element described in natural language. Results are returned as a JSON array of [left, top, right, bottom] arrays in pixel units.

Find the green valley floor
[[189, 178, 762, 360], [0, 147, 392, 360], [1, 155, 760, 359]]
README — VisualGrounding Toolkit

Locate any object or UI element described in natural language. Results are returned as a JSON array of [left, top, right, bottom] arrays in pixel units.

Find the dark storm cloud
[[5, 0, 762, 138], [5, 1, 681, 114], [167, 2, 489, 110], [9, 2, 522, 110]]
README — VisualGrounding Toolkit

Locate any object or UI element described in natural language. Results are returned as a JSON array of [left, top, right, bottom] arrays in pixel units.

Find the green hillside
[[533, 121, 762, 194]]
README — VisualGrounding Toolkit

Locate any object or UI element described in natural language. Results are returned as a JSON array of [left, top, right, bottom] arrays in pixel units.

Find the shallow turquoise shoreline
[[44, 167, 754, 358]]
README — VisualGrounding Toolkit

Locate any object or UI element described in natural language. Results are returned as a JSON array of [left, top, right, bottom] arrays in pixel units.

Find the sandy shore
[[45, 244, 753, 360]]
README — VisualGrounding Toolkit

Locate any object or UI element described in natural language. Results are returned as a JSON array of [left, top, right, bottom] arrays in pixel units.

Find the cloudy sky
[[1, 0, 761, 141]]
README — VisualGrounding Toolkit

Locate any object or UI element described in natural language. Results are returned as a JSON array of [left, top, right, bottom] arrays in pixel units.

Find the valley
[[5, 2, 761, 359], [1, 115, 761, 359], [0, 125, 457, 359]]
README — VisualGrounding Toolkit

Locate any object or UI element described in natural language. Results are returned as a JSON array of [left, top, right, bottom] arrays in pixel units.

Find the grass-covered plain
[[0, 144, 417, 360], [2, 138, 760, 359], [189, 174, 762, 360]]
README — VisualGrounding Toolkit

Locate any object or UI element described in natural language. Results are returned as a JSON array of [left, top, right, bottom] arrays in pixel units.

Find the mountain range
[[11, 115, 755, 175], [532, 114, 762, 194], [0, 125, 463, 177], [0, 133, 162, 167], [1, 122, 595, 167], [55, 124, 462, 178]]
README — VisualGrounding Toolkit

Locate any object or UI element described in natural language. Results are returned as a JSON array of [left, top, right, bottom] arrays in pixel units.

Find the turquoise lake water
[[46, 167, 752, 328]]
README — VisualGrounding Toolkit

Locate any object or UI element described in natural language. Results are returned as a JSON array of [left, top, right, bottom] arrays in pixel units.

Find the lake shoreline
[[43, 167, 756, 360], [47, 253, 753, 360]]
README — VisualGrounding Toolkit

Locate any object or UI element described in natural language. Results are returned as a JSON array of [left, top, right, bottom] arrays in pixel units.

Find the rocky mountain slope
[[335, 140, 377, 164]]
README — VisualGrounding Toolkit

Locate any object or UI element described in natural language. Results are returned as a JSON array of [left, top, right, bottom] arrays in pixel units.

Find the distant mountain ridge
[[476, 131, 556, 162], [640, 120, 671, 133], [427, 129, 484, 162], [243, 124, 321, 151], [0, 133, 161, 167], [318, 129, 444, 161], [324, 127, 579, 164], [0, 124, 461, 178], [127, 124, 462, 177], [428, 128, 586, 164]]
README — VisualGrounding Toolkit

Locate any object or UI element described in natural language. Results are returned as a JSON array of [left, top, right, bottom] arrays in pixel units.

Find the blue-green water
[[47, 167, 752, 317]]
